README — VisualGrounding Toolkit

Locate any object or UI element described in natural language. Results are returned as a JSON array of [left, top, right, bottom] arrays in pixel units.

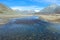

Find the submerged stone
[[0, 16, 60, 40]]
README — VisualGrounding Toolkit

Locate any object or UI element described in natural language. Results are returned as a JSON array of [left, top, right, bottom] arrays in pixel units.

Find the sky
[[0, 0, 60, 11]]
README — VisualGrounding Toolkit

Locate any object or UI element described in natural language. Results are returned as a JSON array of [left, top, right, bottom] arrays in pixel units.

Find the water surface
[[0, 16, 60, 40]]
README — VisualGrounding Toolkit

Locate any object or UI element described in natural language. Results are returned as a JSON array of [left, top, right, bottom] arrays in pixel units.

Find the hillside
[[0, 3, 15, 14], [35, 4, 60, 14]]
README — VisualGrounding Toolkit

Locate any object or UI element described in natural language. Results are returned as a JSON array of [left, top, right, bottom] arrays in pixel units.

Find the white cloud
[[30, 0, 60, 4], [34, 10, 40, 12], [11, 6, 44, 11], [45, 0, 60, 4]]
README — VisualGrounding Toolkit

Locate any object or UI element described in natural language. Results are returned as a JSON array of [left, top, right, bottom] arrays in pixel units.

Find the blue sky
[[0, 0, 60, 11]]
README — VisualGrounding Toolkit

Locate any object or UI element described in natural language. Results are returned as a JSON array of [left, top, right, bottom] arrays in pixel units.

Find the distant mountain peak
[[48, 4, 59, 8], [39, 4, 60, 14], [34, 4, 60, 14], [49, 4, 58, 6]]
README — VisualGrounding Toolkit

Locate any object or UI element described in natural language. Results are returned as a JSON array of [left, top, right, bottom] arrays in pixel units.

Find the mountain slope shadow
[[0, 16, 60, 40]]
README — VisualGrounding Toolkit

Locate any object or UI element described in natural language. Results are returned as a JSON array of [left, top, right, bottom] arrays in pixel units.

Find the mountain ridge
[[36, 4, 60, 14]]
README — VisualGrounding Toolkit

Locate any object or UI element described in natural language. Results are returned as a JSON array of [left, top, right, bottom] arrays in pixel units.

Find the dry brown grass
[[0, 14, 60, 25], [39, 14, 60, 23], [0, 14, 34, 25]]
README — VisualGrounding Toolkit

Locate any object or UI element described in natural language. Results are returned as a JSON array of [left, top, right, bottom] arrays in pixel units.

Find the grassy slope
[[0, 14, 60, 25]]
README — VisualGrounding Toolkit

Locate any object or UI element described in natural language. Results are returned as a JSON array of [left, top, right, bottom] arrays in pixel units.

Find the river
[[0, 16, 60, 40]]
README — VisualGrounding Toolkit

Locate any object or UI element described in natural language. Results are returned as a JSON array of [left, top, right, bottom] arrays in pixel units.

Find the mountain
[[36, 4, 60, 14], [54, 6, 60, 14], [14, 9, 37, 14], [0, 3, 14, 14]]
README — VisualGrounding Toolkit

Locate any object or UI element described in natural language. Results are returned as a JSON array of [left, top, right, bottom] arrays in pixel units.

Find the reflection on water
[[0, 16, 60, 40], [49, 23, 60, 32]]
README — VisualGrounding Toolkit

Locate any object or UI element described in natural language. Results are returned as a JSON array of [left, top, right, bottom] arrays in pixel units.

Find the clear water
[[0, 16, 60, 40], [49, 23, 60, 32]]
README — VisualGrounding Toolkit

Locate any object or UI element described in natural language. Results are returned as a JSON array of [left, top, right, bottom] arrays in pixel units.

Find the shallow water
[[49, 23, 60, 33], [0, 16, 60, 40]]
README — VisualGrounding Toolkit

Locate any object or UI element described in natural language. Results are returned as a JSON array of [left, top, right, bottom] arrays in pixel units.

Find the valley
[[0, 14, 60, 25]]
